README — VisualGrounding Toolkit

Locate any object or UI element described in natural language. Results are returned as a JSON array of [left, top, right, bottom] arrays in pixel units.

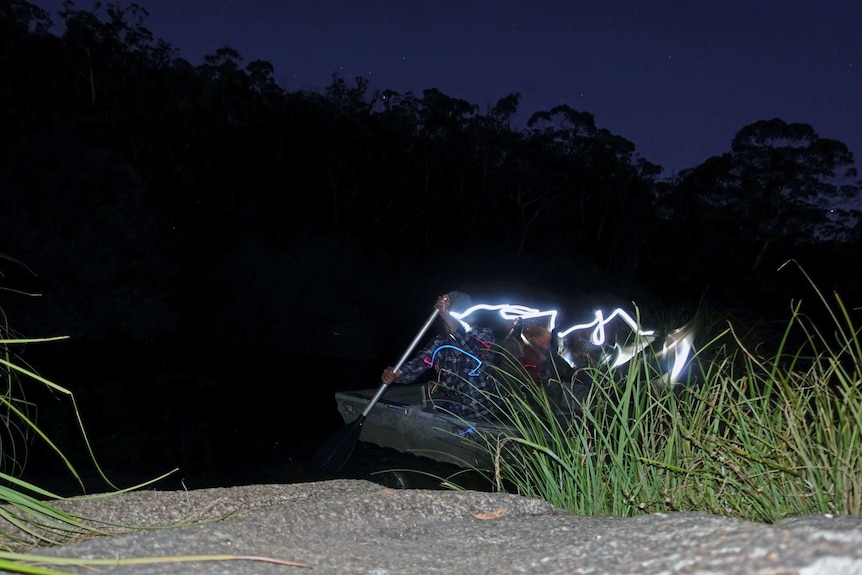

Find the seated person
[[381, 293, 497, 420], [519, 324, 553, 383], [502, 319, 554, 385], [503, 320, 587, 413]]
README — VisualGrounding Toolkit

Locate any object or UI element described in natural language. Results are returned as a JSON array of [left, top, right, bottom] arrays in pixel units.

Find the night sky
[[31, 0, 862, 175]]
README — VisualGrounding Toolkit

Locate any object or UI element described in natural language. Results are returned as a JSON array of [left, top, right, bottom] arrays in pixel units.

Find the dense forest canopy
[[2, 0, 860, 355]]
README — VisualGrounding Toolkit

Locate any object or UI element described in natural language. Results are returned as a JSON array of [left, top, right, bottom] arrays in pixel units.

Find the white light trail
[[556, 308, 655, 346], [451, 303, 559, 331]]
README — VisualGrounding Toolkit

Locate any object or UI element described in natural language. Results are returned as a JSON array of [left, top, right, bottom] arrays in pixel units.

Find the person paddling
[[381, 293, 497, 419]]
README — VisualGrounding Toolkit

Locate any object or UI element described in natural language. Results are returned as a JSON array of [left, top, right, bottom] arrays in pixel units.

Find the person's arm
[[382, 294, 458, 385], [381, 347, 434, 385]]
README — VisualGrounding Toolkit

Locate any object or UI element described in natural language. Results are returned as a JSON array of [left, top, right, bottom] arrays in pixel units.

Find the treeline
[[2, 0, 860, 354]]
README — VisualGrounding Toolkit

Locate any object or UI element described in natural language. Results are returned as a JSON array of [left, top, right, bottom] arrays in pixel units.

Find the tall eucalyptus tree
[[682, 118, 860, 276]]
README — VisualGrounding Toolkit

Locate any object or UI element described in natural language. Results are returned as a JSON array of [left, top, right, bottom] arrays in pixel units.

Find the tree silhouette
[[3, 1, 860, 348], [686, 119, 860, 276]]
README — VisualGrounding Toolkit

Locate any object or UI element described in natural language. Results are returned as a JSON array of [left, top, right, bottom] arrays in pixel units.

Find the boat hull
[[334, 384, 509, 469]]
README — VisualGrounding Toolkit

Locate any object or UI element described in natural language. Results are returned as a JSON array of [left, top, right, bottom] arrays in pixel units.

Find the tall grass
[[478, 274, 861, 522], [0, 329, 174, 550], [0, 264, 303, 571]]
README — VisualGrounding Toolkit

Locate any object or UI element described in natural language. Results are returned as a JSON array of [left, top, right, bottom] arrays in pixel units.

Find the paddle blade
[[309, 416, 366, 475]]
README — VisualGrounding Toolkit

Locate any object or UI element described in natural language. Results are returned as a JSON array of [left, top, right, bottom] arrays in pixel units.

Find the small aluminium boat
[[329, 303, 697, 472], [334, 383, 511, 469]]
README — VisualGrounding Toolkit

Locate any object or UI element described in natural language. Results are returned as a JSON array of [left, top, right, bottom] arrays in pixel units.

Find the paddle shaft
[[360, 308, 440, 418], [310, 307, 444, 474]]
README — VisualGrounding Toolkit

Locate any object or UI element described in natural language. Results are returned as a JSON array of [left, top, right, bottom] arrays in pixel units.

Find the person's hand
[[435, 293, 462, 334], [434, 294, 452, 314], [381, 366, 402, 385]]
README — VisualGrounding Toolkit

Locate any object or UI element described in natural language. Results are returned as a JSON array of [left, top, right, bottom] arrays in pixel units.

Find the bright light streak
[[556, 308, 655, 346], [609, 321, 696, 382], [607, 334, 657, 368], [668, 336, 692, 383], [451, 303, 559, 331], [661, 323, 695, 384], [448, 302, 694, 384]]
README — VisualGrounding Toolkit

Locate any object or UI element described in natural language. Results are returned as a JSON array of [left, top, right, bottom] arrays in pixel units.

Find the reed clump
[[480, 272, 861, 523]]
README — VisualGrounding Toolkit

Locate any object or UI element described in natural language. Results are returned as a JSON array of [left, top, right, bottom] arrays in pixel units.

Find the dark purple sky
[[34, 0, 861, 174]]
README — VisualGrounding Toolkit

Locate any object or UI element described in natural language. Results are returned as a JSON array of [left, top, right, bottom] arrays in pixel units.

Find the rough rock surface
[[15, 479, 862, 574]]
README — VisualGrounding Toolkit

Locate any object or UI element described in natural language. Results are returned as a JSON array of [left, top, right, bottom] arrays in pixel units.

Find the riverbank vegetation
[[479, 268, 861, 523], [0, 313, 300, 572]]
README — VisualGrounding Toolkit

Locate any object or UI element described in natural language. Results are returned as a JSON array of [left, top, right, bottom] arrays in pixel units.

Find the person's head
[[523, 325, 552, 351], [445, 291, 473, 314]]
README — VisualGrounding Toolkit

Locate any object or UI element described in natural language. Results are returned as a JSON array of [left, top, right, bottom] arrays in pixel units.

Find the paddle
[[308, 308, 441, 475]]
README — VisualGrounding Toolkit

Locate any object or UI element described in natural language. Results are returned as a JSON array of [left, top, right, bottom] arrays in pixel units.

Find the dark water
[[10, 342, 492, 497]]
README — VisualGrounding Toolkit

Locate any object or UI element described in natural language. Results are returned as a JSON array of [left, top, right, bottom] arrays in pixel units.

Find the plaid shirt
[[395, 324, 496, 418]]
